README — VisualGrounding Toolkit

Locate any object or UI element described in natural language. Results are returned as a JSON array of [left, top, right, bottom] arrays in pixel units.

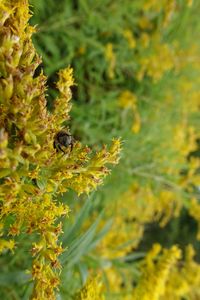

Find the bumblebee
[[53, 130, 74, 153]]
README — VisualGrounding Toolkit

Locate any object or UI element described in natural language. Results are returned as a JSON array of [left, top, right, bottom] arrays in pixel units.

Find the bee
[[53, 130, 74, 154]]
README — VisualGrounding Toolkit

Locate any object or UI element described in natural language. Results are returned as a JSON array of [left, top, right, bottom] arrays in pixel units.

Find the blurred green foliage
[[29, 0, 200, 200], [0, 0, 200, 299]]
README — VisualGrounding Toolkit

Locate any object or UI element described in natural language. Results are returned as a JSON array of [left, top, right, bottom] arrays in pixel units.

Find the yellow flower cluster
[[118, 90, 141, 133], [137, 41, 176, 82], [133, 244, 181, 300], [143, 0, 177, 28], [102, 244, 200, 300], [122, 29, 136, 49], [74, 276, 105, 300], [173, 124, 197, 157], [0, 221, 15, 252], [132, 1, 196, 84], [96, 182, 182, 263], [91, 180, 188, 298], [104, 43, 116, 79], [0, 1, 120, 299], [162, 245, 200, 299]]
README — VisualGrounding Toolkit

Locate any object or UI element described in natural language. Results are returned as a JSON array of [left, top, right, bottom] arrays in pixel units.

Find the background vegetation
[[0, 0, 200, 299]]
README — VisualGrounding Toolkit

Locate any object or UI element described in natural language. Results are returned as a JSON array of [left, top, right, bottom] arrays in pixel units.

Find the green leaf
[[0, 272, 30, 285], [78, 262, 88, 284], [85, 218, 113, 252], [62, 196, 93, 245], [36, 177, 47, 190], [61, 212, 103, 268]]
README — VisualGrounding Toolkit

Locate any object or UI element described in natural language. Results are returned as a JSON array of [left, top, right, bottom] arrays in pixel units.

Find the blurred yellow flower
[[133, 244, 181, 300], [123, 29, 136, 49], [105, 43, 116, 79], [119, 91, 141, 133], [75, 276, 105, 300], [140, 33, 150, 48], [187, 0, 193, 7], [137, 43, 175, 82]]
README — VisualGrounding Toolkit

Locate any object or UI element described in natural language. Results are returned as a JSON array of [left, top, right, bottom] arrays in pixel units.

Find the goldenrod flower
[[162, 245, 200, 299], [137, 42, 175, 82], [118, 91, 141, 133], [123, 29, 136, 49], [104, 43, 116, 79], [0, 1, 120, 299], [187, 0, 193, 7], [74, 276, 105, 300], [133, 244, 181, 300]]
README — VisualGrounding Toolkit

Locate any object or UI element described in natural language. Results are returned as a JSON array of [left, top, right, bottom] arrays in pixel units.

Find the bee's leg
[[53, 141, 59, 153], [58, 145, 65, 154], [70, 143, 73, 152]]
